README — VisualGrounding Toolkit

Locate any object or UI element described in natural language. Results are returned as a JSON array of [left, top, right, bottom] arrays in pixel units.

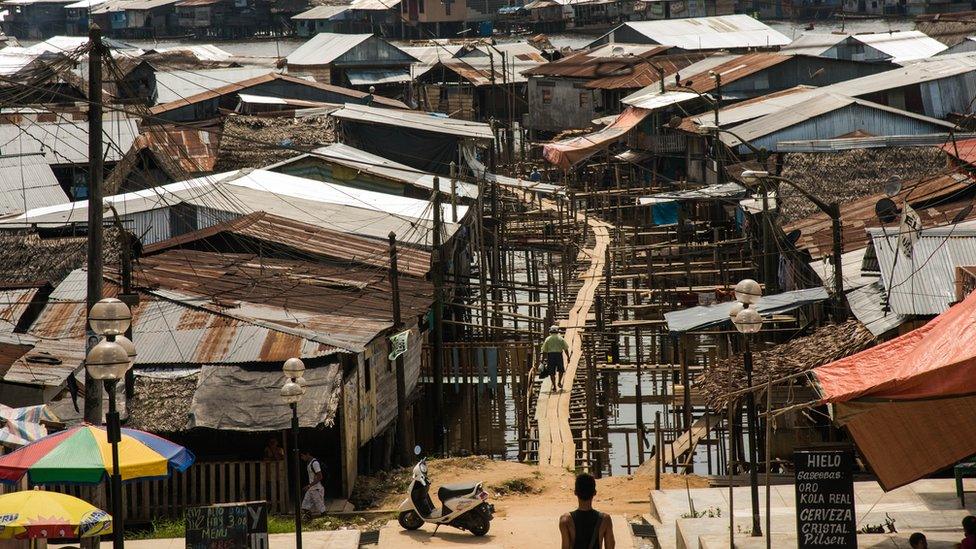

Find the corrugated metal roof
[[133, 125, 218, 174], [130, 248, 432, 350], [867, 227, 976, 315], [664, 287, 830, 333], [0, 161, 68, 216], [141, 210, 431, 278], [0, 332, 84, 388], [270, 142, 480, 199], [809, 247, 875, 291], [778, 133, 976, 152], [2, 169, 465, 247], [621, 53, 736, 106], [678, 52, 792, 94], [848, 279, 906, 336], [717, 92, 955, 150], [154, 44, 234, 62], [789, 172, 976, 260], [346, 68, 411, 85], [781, 33, 847, 56], [285, 33, 373, 66], [637, 182, 745, 204], [29, 270, 348, 363], [349, 0, 399, 9], [822, 53, 976, 98], [524, 45, 671, 78], [149, 72, 407, 114], [600, 15, 790, 51], [154, 67, 276, 104], [678, 85, 816, 132], [331, 103, 494, 139], [856, 31, 948, 63], [292, 4, 348, 19], [0, 118, 138, 166]]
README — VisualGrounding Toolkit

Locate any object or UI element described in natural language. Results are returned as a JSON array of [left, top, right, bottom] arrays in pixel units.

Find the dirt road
[[366, 457, 708, 548]]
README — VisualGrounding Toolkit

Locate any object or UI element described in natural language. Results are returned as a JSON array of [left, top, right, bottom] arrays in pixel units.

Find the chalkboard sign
[[794, 448, 857, 549], [185, 501, 268, 549]]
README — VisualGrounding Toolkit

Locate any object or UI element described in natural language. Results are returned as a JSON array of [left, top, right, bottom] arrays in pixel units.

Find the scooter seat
[[438, 482, 478, 502]]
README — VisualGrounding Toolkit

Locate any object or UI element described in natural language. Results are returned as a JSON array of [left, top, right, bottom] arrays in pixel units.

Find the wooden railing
[[6, 459, 291, 522]]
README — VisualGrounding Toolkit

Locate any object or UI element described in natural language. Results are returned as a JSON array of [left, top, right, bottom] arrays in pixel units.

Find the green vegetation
[[491, 477, 540, 496]]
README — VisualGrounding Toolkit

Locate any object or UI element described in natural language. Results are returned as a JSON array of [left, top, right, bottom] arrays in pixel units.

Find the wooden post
[[654, 411, 661, 491], [450, 161, 458, 223], [389, 232, 409, 465], [635, 326, 645, 464], [84, 24, 105, 426], [431, 177, 445, 453]]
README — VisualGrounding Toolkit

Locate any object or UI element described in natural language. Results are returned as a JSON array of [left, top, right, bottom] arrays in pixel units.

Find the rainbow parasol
[[0, 425, 194, 484], [0, 490, 112, 539]]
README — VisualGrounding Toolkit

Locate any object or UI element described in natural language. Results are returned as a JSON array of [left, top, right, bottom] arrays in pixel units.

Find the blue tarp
[[663, 287, 831, 333], [651, 202, 678, 225]]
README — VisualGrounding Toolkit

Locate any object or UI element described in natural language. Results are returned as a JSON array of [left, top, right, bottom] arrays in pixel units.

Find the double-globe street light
[[280, 357, 307, 549], [86, 297, 136, 549], [730, 279, 763, 538]]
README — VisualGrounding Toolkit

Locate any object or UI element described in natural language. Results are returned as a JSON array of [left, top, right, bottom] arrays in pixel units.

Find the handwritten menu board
[[185, 501, 267, 549], [793, 448, 857, 549]]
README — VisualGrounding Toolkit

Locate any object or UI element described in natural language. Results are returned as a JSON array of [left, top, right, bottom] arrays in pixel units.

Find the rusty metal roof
[[584, 51, 710, 90], [675, 52, 791, 94], [787, 172, 976, 259], [0, 332, 85, 389], [126, 247, 432, 350], [148, 72, 406, 115], [134, 125, 218, 174], [28, 269, 349, 364], [523, 45, 672, 79], [141, 211, 431, 278]]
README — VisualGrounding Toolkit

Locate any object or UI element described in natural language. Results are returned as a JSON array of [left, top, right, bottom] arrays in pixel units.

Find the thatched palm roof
[[698, 320, 876, 409]]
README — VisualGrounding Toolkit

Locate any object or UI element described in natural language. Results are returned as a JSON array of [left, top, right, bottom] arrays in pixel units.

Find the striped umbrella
[[0, 425, 194, 485]]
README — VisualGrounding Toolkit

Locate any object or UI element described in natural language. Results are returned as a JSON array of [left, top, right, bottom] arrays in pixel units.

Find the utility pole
[[712, 72, 722, 185], [389, 232, 410, 465], [84, 25, 104, 426], [431, 177, 445, 454]]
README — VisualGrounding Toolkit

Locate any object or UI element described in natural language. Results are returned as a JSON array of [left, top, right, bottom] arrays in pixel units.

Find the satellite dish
[[953, 203, 974, 224], [611, 46, 625, 57], [875, 198, 900, 224], [414, 445, 422, 456], [667, 115, 682, 128], [884, 177, 902, 197]]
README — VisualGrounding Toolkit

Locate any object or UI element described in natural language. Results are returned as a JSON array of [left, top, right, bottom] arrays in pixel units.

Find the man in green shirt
[[541, 325, 570, 391]]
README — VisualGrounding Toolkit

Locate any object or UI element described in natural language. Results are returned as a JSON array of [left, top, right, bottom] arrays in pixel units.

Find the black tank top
[[571, 509, 603, 549]]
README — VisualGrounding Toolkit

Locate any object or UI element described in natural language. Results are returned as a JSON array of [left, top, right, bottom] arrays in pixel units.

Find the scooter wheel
[[398, 510, 424, 530], [468, 513, 490, 536]]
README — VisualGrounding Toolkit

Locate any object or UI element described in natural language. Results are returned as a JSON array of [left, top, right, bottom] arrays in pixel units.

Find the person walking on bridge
[[541, 325, 570, 392]]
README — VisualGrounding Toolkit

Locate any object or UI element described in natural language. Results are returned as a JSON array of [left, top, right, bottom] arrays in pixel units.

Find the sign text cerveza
[[793, 449, 857, 549]]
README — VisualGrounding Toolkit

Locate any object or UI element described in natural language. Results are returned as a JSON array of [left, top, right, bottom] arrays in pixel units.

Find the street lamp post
[[86, 297, 135, 549], [281, 358, 306, 549], [731, 279, 763, 538], [741, 170, 846, 319]]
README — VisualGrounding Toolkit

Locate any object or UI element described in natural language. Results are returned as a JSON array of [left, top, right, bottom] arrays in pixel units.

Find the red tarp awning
[[813, 288, 976, 403], [811, 289, 976, 490], [542, 107, 649, 171]]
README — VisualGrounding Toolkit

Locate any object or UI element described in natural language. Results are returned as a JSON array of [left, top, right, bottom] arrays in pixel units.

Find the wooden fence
[[3, 459, 291, 522]]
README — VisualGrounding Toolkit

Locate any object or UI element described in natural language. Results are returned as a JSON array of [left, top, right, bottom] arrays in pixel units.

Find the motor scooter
[[397, 447, 494, 536]]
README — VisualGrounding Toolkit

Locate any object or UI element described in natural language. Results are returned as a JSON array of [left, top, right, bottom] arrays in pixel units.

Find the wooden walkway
[[533, 207, 612, 468]]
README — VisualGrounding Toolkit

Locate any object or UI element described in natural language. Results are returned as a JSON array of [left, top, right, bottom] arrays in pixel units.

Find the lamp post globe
[[280, 380, 303, 405], [295, 376, 307, 393], [734, 279, 762, 305], [89, 297, 132, 336], [86, 339, 131, 380], [283, 357, 305, 380], [734, 307, 763, 334], [114, 334, 137, 367], [729, 301, 744, 320]]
